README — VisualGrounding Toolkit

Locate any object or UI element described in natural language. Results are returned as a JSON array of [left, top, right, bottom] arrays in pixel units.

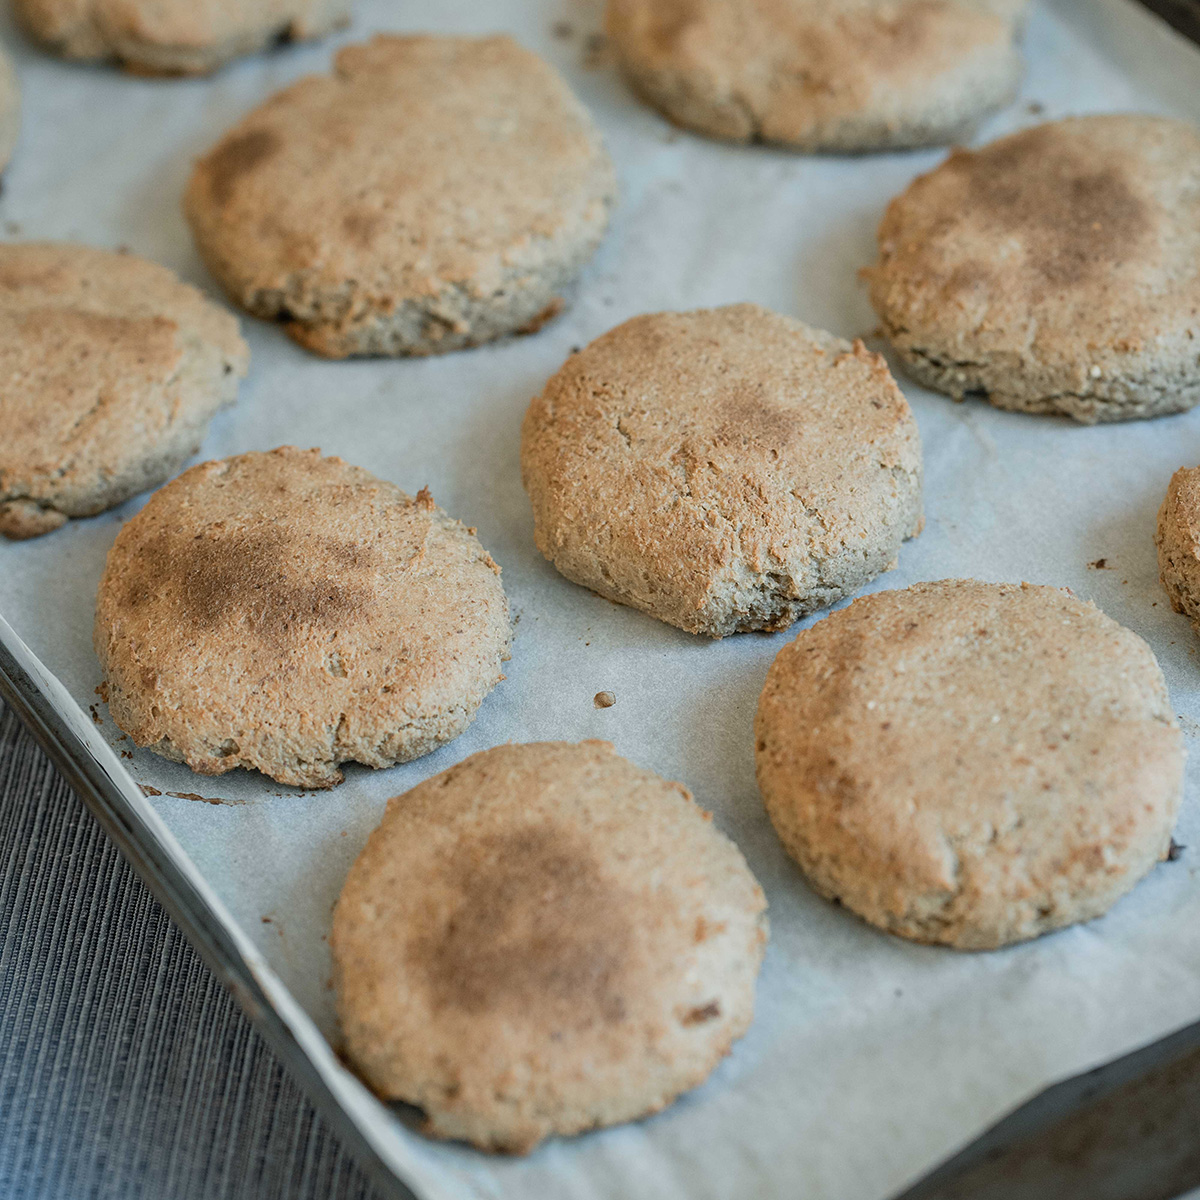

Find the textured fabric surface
[[0, 699, 382, 1200]]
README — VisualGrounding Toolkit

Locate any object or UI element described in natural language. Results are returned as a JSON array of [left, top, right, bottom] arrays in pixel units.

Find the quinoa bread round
[[866, 114, 1200, 423], [756, 580, 1185, 949], [184, 34, 617, 357], [0, 242, 247, 540], [605, 0, 1027, 151], [94, 447, 512, 788], [332, 740, 768, 1152], [15, 0, 350, 75], [521, 304, 923, 636]]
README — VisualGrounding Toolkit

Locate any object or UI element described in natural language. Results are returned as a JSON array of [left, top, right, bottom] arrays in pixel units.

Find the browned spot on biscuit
[[412, 826, 633, 1026], [961, 128, 1148, 289], [715, 384, 795, 447], [206, 129, 280, 206], [125, 526, 371, 642], [342, 210, 384, 248]]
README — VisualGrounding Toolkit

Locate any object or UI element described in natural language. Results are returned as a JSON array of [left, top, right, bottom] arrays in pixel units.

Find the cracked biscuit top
[[0, 242, 247, 540], [184, 34, 616, 358], [756, 579, 1184, 949], [866, 114, 1200, 422], [93, 447, 512, 788], [331, 740, 768, 1153], [605, 0, 1026, 151], [520, 304, 923, 637]]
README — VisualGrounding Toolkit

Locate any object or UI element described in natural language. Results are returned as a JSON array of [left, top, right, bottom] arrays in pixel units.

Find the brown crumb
[[415, 486, 435, 510], [89, 705, 103, 725], [552, 19, 573, 39], [1169, 839, 1186, 861], [167, 790, 239, 806], [120, 750, 133, 759], [262, 916, 272, 924], [594, 690, 616, 708], [1027, 101, 1045, 115], [682, 1001, 721, 1025], [582, 32, 611, 69], [1087, 558, 1110, 570], [140, 785, 162, 796]]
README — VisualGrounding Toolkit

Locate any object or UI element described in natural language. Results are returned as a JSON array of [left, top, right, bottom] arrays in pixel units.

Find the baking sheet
[[4, 1, 1200, 1197]]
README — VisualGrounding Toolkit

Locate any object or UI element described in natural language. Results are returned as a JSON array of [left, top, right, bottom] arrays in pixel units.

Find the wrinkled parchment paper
[[5, 1, 1200, 1196]]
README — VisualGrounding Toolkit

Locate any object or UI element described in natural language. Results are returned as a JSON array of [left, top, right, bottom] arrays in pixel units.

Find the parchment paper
[[4, 1, 1200, 1196]]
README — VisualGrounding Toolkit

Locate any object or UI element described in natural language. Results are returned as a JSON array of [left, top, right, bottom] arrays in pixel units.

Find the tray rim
[[0, 616, 420, 1200]]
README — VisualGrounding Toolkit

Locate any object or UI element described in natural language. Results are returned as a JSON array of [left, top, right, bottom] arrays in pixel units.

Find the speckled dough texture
[[0, 242, 247, 540], [1156, 466, 1200, 633], [15, 0, 349, 75], [521, 304, 924, 637], [756, 580, 1185, 950], [94, 447, 512, 788], [184, 34, 617, 358], [332, 740, 768, 1153], [866, 114, 1200, 423], [605, 0, 1026, 151]]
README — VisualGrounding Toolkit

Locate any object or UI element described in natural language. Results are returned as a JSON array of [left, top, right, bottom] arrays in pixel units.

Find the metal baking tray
[[4, 1, 1200, 1196]]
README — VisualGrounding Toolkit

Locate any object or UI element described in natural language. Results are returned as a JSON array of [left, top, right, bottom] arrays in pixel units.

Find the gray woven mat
[[0, 700, 382, 1200]]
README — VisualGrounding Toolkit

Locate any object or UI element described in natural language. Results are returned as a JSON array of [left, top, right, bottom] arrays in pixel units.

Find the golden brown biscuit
[[1156, 465, 1200, 633], [605, 0, 1026, 151], [866, 115, 1200, 422], [756, 580, 1185, 949], [184, 34, 616, 357], [16, 0, 349, 75], [94, 448, 512, 788], [521, 304, 923, 636], [332, 740, 768, 1152], [0, 242, 247, 540]]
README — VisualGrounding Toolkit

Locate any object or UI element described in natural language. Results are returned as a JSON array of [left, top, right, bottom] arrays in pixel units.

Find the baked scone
[[521, 304, 923, 636], [756, 580, 1185, 949], [184, 34, 616, 358], [605, 0, 1026, 151], [1156, 465, 1200, 634], [0, 242, 247, 540], [866, 114, 1200, 422], [332, 740, 768, 1152], [94, 447, 512, 788], [15, 0, 349, 75]]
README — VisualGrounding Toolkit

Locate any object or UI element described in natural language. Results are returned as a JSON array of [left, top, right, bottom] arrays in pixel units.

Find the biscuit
[[184, 34, 616, 358], [15, 0, 349, 75], [0, 242, 247, 540], [756, 580, 1185, 950], [866, 114, 1200, 423], [605, 0, 1025, 151], [1156, 465, 1200, 632], [94, 447, 512, 789], [331, 740, 768, 1153], [521, 304, 923, 637]]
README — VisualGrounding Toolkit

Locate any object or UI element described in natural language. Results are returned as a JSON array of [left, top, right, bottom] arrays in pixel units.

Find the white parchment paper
[[4, 1, 1200, 1196]]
